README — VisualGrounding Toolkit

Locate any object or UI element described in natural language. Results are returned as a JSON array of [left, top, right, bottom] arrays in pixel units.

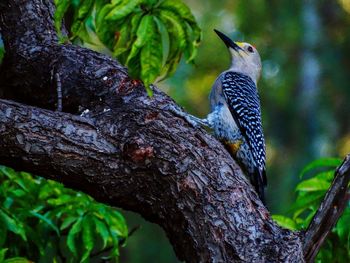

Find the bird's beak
[[214, 29, 243, 52]]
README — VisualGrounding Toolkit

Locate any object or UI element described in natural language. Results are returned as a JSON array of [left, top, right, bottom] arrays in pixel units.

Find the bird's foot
[[164, 104, 205, 128]]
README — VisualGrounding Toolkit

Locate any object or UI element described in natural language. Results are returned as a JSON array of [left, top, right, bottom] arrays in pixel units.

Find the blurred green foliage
[[119, 211, 179, 263], [0, 166, 127, 262], [0, 249, 30, 263], [0, 48, 4, 64], [54, 0, 201, 93], [273, 158, 350, 262]]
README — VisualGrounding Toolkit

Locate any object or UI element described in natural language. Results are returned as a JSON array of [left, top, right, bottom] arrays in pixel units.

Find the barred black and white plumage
[[221, 72, 267, 201]]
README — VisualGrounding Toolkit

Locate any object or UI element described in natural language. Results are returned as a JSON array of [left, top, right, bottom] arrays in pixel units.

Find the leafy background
[[54, 0, 200, 94], [272, 158, 350, 262], [0, 166, 128, 263], [1, 0, 350, 262]]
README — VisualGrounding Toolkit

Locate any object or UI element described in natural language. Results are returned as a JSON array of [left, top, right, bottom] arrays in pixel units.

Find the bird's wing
[[221, 71, 267, 186]]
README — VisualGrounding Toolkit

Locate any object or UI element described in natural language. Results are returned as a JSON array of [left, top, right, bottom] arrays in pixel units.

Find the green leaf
[[112, 14, 134, 58], [0, 248, 8, 262], [130, 12, 144, 37], [335, 209, 350, 241], [111, 0, 123, 5], [95, 0, 110, 12], [107, 210, 128, 238], [125, 50, 141, 78], [300, 158, 342, 178], [145, 0, 158, 6], [60, 216, 79, 230], [157, 9, 186, 78], [28, 211, 60, 236], [291, 191, 325, 217], [313, 170, 335, 182], [0, 46, 4, 64], [0, 166, 16, 180], [38, 182, 62, 199], [71, 0, 95, 38], [47, 194, 75, 206], [0, 209, 26, 241], [296, 177, 331, 192], [3, 258, 31, 263], [92, 217, 110, 249], [158, 9, 186, 50], [113, 11, 142, 60], [272, 215, 297, 230], [76, 0, 94, 21], [10, 189, 26, 198], [67, 217, 83, 257], [125, 14, 158, 85], [54, 0, 71, 39], [183, 22, 200, 63], [154, 16, 170, 66], [95, 4, 126, 50], [80, 216, 94, 262], [126, 15, 154, 65], [159, 0, 201, 62], [140, 17, 163, 89], [96, 3, 114, 27], [12, 176, 29, 192], [159, 0, 197, 24], [302, 209, 317, 228], [106, 0, 140, 21]]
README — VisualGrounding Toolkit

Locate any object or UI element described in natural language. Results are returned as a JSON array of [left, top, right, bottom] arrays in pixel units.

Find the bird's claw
[[184, 116, 201, 128], [164, 104, 201, 128]]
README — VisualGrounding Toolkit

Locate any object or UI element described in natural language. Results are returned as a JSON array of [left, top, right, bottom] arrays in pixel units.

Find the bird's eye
[[247, 46, 254, 53]]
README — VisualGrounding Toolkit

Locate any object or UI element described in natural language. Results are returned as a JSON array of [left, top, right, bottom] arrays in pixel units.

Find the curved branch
[[303, 155, 350, 262], [0, 98, 304, 262]]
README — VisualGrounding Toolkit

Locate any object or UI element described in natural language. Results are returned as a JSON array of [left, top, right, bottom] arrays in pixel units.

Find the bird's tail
[[251, 168, 267, 205], [222, 141, 267, 204]]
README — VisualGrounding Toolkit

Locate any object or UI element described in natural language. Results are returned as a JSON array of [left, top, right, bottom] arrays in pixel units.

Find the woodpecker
[[169, 29, 267, 203]]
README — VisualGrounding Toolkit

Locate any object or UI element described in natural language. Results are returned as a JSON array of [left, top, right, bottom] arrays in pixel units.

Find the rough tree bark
[[0, 1, 348, 262]]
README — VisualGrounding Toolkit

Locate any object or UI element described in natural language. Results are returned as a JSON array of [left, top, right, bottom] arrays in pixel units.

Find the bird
[[168, 29, 267, 203], [209, 29, 266, 203]]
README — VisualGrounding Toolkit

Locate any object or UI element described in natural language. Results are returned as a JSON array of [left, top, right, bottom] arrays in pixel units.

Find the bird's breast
[[208, 103, 241, 142]]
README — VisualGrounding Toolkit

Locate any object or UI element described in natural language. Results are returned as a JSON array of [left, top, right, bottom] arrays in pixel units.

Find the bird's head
[[214, 29, 262, 84]]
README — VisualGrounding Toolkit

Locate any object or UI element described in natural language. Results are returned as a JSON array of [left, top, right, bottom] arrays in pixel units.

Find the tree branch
[[1, 0, 348, 262], [303, 155, 350, 262], [0, 0, 127, 112], [0, 97, 305, 262]]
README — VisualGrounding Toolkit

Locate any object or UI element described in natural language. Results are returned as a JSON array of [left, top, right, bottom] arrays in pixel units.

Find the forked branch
[[303, 155, 350, 262]]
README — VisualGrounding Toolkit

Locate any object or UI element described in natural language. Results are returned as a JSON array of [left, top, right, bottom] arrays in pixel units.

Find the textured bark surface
[[0, 0, 346, 262], [0, 0, 127, 113], [0, 97, 304, 262]]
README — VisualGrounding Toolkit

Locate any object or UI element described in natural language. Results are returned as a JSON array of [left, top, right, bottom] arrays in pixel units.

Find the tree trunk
[[0, 1, 348, 262]]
